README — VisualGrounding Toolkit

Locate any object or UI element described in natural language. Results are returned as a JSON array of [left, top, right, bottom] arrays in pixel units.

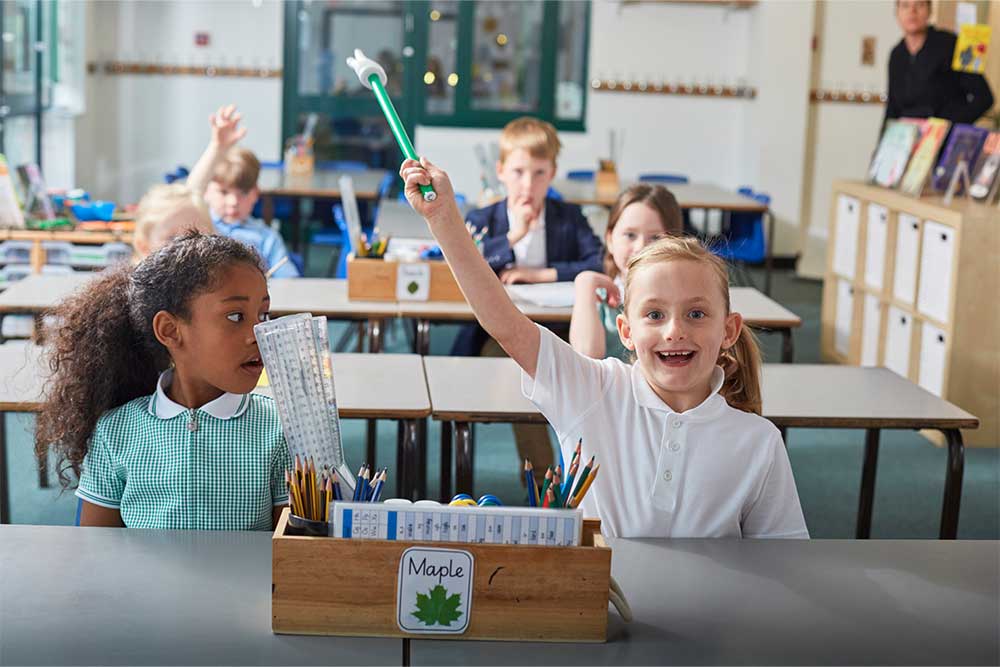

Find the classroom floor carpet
[[5, 265, 998, 538]]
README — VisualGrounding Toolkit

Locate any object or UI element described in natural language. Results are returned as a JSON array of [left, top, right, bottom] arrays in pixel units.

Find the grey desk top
[[552, 180, 768, 211], [0, 275, 400, 320], [412, 538, 999, 665], [0, 525, 400, 666], [257, 168, 389, 199], [397, 286, 800, 328], [0, 345, 430, 419], [375, 199, 434, 240], [423, 357, 979, 429]]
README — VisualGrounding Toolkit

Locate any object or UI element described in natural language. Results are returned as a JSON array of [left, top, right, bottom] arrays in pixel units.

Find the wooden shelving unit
[[820, 180, 998, 446]]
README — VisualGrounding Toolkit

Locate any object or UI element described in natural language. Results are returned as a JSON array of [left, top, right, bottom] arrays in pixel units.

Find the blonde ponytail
[[718, 323, 763, 415]]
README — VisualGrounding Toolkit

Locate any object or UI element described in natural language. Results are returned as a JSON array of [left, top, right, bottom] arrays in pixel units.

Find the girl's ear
[[723, 311, 743, 349], [616, 312, 636, 350], [152, 310, 183, 352]]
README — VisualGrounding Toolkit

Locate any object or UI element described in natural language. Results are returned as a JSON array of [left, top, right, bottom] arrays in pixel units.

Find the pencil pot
[[346, 254, 465, 302], [271, 508, 612, 642], [285, 512, 331, 537]]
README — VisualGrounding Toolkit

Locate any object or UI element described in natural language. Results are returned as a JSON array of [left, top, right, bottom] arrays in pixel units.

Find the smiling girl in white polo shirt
[[35, 231, 290, 530], [400, 157, 808, 539]]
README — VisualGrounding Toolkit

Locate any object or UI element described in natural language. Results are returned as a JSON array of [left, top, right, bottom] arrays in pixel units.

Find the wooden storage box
[[820, 180, 999, 446], [347, 254, 465, 302], [272, 508, 612, 642]]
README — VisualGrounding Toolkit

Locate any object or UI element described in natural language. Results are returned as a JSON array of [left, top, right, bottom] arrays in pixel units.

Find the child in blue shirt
[[35, 231, 291, 529], [188, 104, 300, 278]]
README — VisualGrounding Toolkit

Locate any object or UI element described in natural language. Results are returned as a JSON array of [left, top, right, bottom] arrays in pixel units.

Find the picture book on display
[[869, 120, 919, 188], [16, 163, 56, 219], [900, 118, 951, 196], [931, 124, 990, 192], [969, 131, 1000, 201]]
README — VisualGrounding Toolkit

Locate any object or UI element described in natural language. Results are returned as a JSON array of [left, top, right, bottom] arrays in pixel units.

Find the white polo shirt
[[508, 207, 547, 269], [522, 325, 809, 539]]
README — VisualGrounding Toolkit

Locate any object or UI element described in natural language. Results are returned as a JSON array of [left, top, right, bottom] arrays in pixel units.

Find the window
[[1, 0, 58, 167], [282, 0, 589, 157]]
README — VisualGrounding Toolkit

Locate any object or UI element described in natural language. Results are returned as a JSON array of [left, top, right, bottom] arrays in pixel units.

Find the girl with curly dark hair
[[35, 231, 290, 529]]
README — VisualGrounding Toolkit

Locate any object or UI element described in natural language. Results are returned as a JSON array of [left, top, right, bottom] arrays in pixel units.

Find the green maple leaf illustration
[[412, 584, 463, 626], [407, 281, 419, 294]]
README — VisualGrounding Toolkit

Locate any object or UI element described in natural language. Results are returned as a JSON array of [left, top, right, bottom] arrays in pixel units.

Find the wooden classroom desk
[[411, 537, 999, 666], [423, 358, 979, 539], [0, 345, 430, 523], [402, 286, 801, 362], [0, 525, 403, 666]]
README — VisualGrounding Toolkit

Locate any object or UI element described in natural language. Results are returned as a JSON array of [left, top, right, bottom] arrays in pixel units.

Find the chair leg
[[325, 246, 343, 278]]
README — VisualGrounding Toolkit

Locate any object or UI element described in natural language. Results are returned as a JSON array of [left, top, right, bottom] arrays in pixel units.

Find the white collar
[[147, 368, 251, 420], [630, 363, 727, 419]]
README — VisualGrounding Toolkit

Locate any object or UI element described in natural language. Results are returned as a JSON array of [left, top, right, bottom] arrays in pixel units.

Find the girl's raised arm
[[400, 158, 540, 377]]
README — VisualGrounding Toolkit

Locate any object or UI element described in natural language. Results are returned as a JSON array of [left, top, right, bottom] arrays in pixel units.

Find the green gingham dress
[[76, 370, 290, 530]]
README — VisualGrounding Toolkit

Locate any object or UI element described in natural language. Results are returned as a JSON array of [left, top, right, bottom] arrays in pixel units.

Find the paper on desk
[[507, 282, 576, 308]]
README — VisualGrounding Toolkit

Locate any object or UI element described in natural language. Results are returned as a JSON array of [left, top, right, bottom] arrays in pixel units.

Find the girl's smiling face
[[160, 262, 271, 401], [606, 202, 672, 277], [617, 259, 742, 412]]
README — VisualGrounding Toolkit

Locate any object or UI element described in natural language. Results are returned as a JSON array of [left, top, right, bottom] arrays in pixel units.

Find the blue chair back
[[566, 170, 595, 181], [75, 498, 82, 526], [332, 204, 354, 279], [546, 186, 563, 201], [715, 190, 769, 264], [638, 173, 689, 184]]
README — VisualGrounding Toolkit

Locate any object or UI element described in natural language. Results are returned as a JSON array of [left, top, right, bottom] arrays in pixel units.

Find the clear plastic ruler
[[254, 313, 355, 493]]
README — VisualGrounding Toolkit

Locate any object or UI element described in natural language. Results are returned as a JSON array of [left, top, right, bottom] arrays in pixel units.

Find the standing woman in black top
[[885, 0, 994, 129]]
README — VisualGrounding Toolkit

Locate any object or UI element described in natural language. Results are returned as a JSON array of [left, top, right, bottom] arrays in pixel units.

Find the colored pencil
[[551, 466, 563, 508], [539, 466, 553, 507], [332, 470, 343, 501], [570, 463, 600, 508], [543, 487, 555, 508], [569, 455, 595, 502], [371, 469, 386, 502], [524, 460, 538, 507]]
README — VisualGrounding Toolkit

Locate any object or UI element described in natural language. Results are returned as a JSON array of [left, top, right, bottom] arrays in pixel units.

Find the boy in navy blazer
[[455, 117, 602, 356]]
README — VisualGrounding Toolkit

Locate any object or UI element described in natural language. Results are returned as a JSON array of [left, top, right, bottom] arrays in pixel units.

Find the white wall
[[75, 0, 283, 203], [798, 0, 901, 277], [416, 0, 814, 256]]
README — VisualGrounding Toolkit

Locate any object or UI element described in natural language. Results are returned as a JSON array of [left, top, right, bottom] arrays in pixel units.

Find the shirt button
[[663, 470, 672, 482], [672, 420, 682, 429], [669, 442, 680, 452]]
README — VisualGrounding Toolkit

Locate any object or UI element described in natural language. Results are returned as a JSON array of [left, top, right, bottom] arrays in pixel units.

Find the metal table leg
[[401, 419, 419, 500], [416, 419, 427, 500], [855, 428, 880, 539], [780, 328, 794, 363], [416, 319, 431, 356], [454, 422, 474, 497], [439, 421, 452, 502], [939, 429, 965, 540], [1, 413, 9, 524], [765, 209, 774, 296]]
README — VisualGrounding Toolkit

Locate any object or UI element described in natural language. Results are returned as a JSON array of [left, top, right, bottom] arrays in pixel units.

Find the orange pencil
[[569, 463, 600, 508]]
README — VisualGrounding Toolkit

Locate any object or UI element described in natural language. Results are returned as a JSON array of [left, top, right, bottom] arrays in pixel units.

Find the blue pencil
[[332, 471, 343, 501], [524, 459, 538, 507], [352, 464, 367, 501], [370, 469, 386, 502]]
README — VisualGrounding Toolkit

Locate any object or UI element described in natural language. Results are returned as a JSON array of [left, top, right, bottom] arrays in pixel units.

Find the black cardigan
[[883, 26, 994, 130]]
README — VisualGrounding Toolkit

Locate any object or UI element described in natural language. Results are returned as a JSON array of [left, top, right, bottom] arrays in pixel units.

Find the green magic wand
[[347, 49, 436, 202]]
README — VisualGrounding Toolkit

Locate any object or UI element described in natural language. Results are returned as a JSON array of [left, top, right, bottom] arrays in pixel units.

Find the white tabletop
[[257, 168, 389, 199], [422, 357, 978, 429], [0, 344, 430, 419], [552, 180, 768, 211]]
